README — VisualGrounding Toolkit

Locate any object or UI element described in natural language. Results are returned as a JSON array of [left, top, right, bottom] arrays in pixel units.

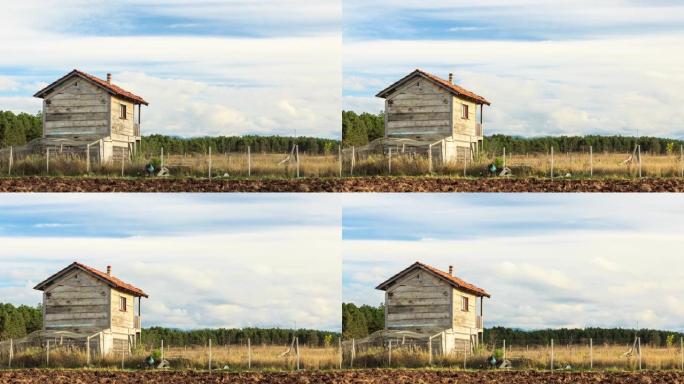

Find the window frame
[[119, 104, 127, 120], [461, 296, 469, 312], [461, 104, 469, 120], [119, 296, 127, 312]]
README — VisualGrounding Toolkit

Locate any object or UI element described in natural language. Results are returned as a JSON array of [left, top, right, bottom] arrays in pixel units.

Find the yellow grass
[[348, 152, 684, 178], [0, 150, 682, 179], [2, 344, 339, 370], [349, 344, 684, 370]]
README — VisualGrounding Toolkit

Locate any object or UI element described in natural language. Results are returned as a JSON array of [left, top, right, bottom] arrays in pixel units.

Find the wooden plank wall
[[385, 269, 452, 332], [385, 79, 452, 140], [451, 288, 479, 332], [43, 270, 110, 333], [110, 290, 136, 334], [43, 78, 110, 139], [451, 97, 479, 137], [110, 97, 135, 137]]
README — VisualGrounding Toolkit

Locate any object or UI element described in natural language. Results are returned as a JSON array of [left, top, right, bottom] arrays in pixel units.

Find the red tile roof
[[34, 262, 148, 298], [34, 69, 149, 106], [376, 261, 490, 298], [376, 69, 491, 106]]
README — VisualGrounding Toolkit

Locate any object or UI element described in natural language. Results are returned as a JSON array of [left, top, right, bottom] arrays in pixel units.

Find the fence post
[[680, 337, 683, 371], [161, 339, 164, 362], [388, 339, 392, 367], [428, 144, 433, 174], [121, 348, 125, 370], [589, 146, 593, 178], [295, 337, 300, 370], [637, 337, 641, 370], [46, 340, 50, 366], [160, 147, 164, 169], [590, 338, 593, 370], [247, 338, 251, 369], [350, 146, 355, 176], [86, 336, 91, 366], [247, 146, 251, 177], [295, 145, 300, 178], [428, 336, 433, 366], [86, 143, 91, 173], [46, 147, 50, 174], [388, 147, 392, 175], [550, 147, 554, 179], [8, 338, 12, 368], [503, 147, 506, 169], [637, 145, 642, 178], [209, 338, 212, 372], [551, 339, 554, 372], [208, 146, 212, 180], [338, 145, 342, 178], [8, 146, 13, 176], [351, 338, 355, 368], [503, 339, 506, 361], [463, 339, 467, 369], [680, 145, 683, 178], [338, 338, 343, 369]]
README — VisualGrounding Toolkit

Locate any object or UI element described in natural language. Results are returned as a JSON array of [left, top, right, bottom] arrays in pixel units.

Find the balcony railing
[[475, 123, 483, 137], [134, 315, 142, 330], [476, 315, 484, 330]]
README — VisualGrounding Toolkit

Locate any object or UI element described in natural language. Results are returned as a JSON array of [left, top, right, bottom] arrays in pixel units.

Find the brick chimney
[[448, 265, 453, 276], [448, 73, 454, 84], [107, 265, 112, 276], [106, 73, 112, 84]]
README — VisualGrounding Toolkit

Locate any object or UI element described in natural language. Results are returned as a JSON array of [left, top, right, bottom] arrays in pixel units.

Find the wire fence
[[1, 142, 684, 179]]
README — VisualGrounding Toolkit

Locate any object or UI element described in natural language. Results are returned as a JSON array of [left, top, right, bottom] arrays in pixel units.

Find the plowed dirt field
[[1, 176, 682, 192]]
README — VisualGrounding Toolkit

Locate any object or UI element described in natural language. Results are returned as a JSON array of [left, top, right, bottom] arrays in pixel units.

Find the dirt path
[[1, 369, 683, 384], [0, 176, 682, 192]]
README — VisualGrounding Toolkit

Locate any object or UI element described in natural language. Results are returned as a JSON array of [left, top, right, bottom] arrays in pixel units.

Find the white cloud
[[343, 34, 684, 137], [0, 1, 341, 138]]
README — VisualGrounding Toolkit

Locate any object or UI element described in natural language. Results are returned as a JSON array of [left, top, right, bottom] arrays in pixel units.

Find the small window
[[461, 104, 469, 119], [119, 297, 127, 312], [461, 296, 469, 312], [119, 104, 127, 120]]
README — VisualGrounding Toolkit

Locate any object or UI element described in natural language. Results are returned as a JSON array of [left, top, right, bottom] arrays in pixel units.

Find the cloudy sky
[[343, 194, 684, 332], [0, 194, 341, 331], [0, 0, 341, 138], [343, 1, 684, 138]]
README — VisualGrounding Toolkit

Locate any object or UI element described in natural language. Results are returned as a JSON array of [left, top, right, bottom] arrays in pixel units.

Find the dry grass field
[[1, 150, 682, 179], [2, 344, 339, 370], [348, 344, 684, 371]]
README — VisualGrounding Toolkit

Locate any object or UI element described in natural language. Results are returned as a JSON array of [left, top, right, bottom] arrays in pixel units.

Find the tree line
[[342, 303, 684, 347], [0, 110, 42, 147], [341, 110, 684, 154], [0, 110, 339, 155], [140, 327, 339, 348], [0, 302, 337, 347]]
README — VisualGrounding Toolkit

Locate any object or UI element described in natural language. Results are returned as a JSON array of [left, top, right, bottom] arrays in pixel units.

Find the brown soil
[[1, 369, 683, 384], [0, 176, 682, 192]]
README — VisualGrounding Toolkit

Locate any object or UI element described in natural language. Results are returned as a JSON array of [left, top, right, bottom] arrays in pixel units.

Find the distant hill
[[0, 302, 338, 347], [342, 303, 683, 346], [341, 110, 684, 154]]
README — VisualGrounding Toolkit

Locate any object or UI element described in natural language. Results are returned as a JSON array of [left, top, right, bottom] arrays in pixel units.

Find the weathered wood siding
[[110, 97, 135, 138], [451, 96, 479, 137], [43, 78, 110, 139], [451, 288, 478, 333], [385, 269, 452, 333], [43, 270, 110, 333], [110, 290, 136, 334], [385, 78, 452, 141]]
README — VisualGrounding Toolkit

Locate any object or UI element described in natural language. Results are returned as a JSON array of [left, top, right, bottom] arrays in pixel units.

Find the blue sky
[[0, 194, 341, 331], [0, 1, 341, 138], [342, 194, 684, 331], [343, 1, 684, 138]]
